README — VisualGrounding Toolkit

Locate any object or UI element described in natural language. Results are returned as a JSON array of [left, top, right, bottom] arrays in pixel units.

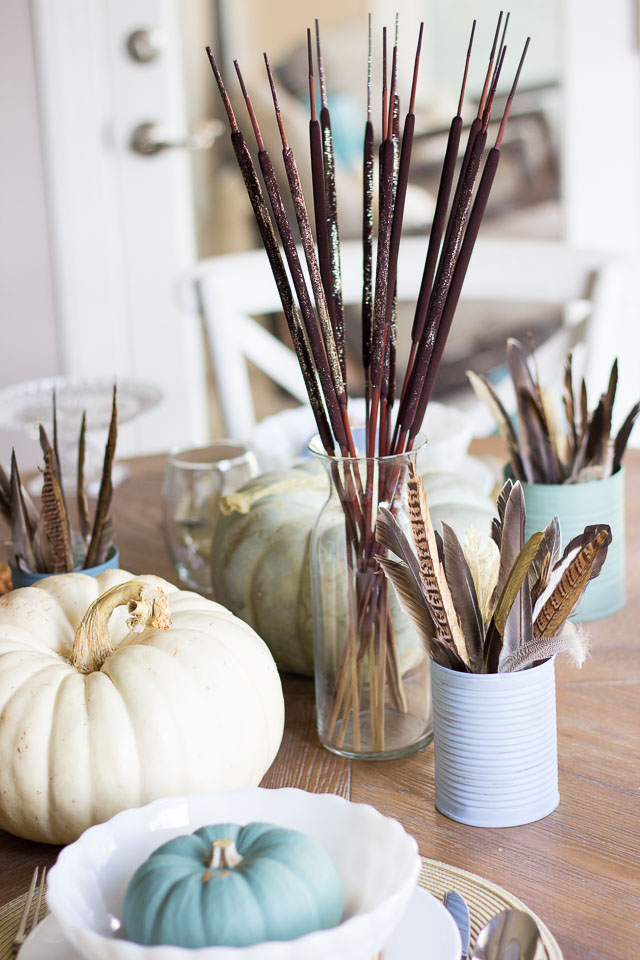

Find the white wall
[[0, 0, 60, 468], [561, 0, 640, 442]]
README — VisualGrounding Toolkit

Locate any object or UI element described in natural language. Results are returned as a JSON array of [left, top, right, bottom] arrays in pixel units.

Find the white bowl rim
[[47, 786, 420, 958]]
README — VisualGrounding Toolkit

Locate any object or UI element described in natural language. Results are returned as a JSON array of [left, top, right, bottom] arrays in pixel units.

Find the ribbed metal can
[[431, 658, 559, 827], [523, 468, 625, 621]]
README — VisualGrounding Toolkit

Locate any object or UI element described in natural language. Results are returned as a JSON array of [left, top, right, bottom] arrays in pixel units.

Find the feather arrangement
[[468, 338, 639, 484], [1, 386, 118, 577], [376, 464, 611, 672]]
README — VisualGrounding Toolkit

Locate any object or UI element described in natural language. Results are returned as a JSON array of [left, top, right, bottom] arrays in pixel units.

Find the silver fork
[[12, 866, 47, 955]]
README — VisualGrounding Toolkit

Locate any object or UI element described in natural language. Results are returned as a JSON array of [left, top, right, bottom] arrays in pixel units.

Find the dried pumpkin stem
[[71, 580, 172, 673], [207, 838, 244, 872]]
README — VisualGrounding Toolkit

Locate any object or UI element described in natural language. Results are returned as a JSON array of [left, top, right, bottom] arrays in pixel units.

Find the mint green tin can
[[523, 468, 625, 621]]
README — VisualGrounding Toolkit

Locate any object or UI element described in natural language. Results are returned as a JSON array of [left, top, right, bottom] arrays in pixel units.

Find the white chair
[[178, 237, 626, 441]]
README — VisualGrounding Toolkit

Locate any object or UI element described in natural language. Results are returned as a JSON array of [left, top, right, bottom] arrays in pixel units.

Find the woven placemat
[[0, 888, 46, 960], [419, 857, 562, 959], [0, 858, 562, 959]]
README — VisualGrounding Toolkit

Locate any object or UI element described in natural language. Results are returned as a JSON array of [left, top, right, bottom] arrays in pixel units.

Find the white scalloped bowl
[[47, 787, 420, 960]]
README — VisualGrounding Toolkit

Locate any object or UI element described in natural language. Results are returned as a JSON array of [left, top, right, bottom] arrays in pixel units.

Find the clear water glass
[[163, 442, 257, 593]]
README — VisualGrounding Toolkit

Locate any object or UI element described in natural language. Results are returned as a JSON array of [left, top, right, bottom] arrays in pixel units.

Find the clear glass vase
[[309, 436, 433, 760]]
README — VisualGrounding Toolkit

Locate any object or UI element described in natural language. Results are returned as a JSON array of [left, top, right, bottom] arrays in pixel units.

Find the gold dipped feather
[[491, 530, 544, 637], [533, 526, 611, 639], [406, 462, 467, 663]]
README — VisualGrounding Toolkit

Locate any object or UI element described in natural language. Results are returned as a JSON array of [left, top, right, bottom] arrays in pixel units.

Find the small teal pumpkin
[[123, 821, 343, 948]]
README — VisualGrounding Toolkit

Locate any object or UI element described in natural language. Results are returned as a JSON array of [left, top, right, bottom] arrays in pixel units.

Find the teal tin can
[[523, 469, 625, 621]]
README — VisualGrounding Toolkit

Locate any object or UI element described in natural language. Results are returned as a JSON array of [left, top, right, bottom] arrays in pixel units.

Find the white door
[[31, 0, 209, 457]]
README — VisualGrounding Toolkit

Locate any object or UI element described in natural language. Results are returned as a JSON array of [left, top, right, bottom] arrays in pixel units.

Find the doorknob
[[126, 29, 166, 63], [130, 120, 223, 156]]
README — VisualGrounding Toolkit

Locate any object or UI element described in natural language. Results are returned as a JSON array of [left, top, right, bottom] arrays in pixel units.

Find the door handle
[[130, 120, 223, 156]]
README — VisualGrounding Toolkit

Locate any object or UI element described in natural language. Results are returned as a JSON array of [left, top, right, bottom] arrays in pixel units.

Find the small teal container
[[523, 468, 625, 621], [9, 545, 120, 589]]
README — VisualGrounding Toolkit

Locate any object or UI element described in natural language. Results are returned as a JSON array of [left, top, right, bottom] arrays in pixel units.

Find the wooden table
[[1, 442, 638, 960]]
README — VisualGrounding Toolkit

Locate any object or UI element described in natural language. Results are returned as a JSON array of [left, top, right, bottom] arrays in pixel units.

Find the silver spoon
[[472, 909, 547, 960]]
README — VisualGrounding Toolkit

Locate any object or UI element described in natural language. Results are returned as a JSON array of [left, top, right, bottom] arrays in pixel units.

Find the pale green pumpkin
[[123, 821, 343, 948], [211, 462, 495, 676]]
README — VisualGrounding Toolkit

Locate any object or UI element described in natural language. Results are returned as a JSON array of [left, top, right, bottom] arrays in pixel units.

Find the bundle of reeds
[[206, 15, 529, 751]]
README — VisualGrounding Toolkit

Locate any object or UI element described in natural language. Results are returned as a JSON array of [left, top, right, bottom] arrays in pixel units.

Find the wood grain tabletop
[[0, 440, 638, 960]]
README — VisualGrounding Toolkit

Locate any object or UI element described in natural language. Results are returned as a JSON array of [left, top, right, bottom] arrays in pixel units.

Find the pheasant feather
[[376, 513, 467, 670], [406, 462, 467, 662], [533, 525, 611, 638], [41, 448, 74, 573]]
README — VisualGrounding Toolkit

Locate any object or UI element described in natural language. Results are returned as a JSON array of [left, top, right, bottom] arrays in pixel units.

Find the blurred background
[[1, 0, 638, 469]]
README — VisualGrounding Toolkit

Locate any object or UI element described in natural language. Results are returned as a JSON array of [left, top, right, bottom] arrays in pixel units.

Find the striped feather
[[533, 526, 612, 638], [41, 449, 74, 573], [406, 463, 467, 663]]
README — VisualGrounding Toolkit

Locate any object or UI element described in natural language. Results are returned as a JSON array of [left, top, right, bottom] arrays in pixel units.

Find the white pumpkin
[[0, 569, 284, 844]]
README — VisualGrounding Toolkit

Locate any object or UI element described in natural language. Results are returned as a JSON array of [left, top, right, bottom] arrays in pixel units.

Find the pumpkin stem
[[206, 838, 244, 874], [71, 580, 172, 673]]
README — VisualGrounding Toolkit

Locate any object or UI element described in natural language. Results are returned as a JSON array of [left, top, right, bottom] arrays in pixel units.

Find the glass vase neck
[[307, 433, 427, 467]]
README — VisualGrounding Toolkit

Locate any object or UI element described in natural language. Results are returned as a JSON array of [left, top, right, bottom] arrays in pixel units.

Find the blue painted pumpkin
[[123, 821, 343, 947]]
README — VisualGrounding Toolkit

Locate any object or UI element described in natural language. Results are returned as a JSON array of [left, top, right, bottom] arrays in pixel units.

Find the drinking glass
[[163, 441, 258, 593]]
